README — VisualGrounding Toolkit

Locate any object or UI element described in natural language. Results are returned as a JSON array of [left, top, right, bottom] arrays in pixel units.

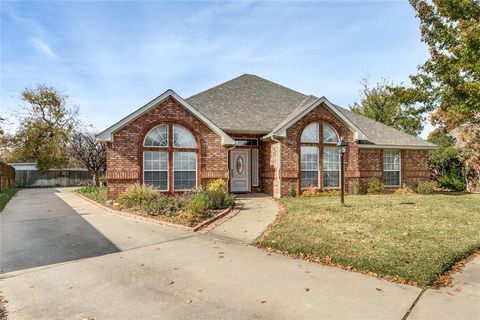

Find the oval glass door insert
[[236, 156, 244, 175]]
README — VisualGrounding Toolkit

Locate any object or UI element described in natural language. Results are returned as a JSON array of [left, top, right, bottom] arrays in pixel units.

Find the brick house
[[98, 74, 435, 200]]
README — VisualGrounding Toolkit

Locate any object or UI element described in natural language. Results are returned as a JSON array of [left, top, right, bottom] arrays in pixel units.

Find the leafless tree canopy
[[68, 131, 106, 186]]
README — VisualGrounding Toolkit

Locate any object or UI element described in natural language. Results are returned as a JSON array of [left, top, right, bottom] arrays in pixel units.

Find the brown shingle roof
[[187, 74, 307, 133], [187, 74, 435, 148]]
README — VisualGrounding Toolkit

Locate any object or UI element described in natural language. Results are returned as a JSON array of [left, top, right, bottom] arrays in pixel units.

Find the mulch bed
[[75, 191, 233, 231]]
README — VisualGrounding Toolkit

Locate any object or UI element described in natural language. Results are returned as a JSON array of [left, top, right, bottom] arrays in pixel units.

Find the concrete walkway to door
[[209, 193, 278, 243]]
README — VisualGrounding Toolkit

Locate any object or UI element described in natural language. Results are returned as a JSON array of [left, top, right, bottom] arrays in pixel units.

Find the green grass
[[76, 186, 107, 204], [0, 188, 19, 211], [257, 193, 480, 286]]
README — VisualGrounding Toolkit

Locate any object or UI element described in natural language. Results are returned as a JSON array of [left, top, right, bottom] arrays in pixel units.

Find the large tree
[[409, 0, 480, 121], [458, 116, 480, 182], [68, 130, 106, 187], [350, 79, 425, 136], [9, 85, 78, 170]]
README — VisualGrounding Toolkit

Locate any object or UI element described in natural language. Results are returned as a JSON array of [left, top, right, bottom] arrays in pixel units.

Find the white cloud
[[30, 38, 58, 59]]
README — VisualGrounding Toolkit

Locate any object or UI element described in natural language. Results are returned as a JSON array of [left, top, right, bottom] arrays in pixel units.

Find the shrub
[[118, 184, 158, 208], [223, 194, 236, 208], [141, 196, 186, 216], [186, 192, 212, 225], [208, 190, 225, 209], [100, 175, 107, 187], [351, 179, 361, 195], [77, 186, 107, 203], [205, 179, 233, 209], [301, 188, 341, 197], [366, 178, 384, 194], [186, 192, 212, 215], [288, 188, 297, 198], [416, 181, 436, 194], [207, 179, 227, 193], [394, 185, 414, 195], [437, 173, 465, 191], [301, 187, 321, 197]]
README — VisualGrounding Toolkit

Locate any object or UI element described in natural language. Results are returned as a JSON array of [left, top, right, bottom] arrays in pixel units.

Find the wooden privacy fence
[[0, 162, 15, 191], [15, 169, 91, 188]]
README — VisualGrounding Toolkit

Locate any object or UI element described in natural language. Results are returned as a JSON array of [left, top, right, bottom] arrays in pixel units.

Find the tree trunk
[[93, 172, 100, 187]]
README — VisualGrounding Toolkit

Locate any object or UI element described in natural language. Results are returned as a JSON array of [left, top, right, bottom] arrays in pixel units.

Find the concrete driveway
[[0, 188, 478, 320]]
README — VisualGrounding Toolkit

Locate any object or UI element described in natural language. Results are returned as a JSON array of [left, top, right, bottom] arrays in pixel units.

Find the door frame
[[229, 149, 251, 193]]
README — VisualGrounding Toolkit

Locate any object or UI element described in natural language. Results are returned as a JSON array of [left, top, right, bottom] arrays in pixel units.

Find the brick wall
[[106, 98, 431, 199], [401, 149, 430, 186], [353, 148, 429, 193], [278, 102, 357, 196], [106, 97, 228, 199], [259, 139, 281, 197], [271, 102, 430, 196]]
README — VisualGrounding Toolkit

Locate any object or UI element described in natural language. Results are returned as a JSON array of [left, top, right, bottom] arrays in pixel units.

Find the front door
[[230, 150, 250, 193]]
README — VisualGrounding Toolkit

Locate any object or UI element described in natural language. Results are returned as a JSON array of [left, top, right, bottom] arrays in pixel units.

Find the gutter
[[357, 144, 437, 150]]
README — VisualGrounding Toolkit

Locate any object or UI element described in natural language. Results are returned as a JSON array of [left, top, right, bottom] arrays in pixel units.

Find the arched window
[[300, 122, 342, 189], [173, 125, 197, 148], [301, 122, 319, 143], [144, 124, 168, 147], [323, 123, 339, 143], [142, 124, 198, 191]]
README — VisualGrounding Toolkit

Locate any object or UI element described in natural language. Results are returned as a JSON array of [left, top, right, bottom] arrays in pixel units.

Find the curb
[[192, 207, 233, 232]]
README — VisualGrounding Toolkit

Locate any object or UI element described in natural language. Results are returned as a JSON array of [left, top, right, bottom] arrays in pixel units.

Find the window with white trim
[[301, 122, 319, 143], [143, 124, 198, 192], [301, 146, 318, 188], [300, 122, 342, 189], [384, 150, 401, 186], [323, 123, 340, 144], [252, 149, 259, 186], [173, 125, 197, 148], [144, 124, 168, 147], [323, 147, 340, 188], [173, 152, 197, 190], [143, 151, 168, 190]]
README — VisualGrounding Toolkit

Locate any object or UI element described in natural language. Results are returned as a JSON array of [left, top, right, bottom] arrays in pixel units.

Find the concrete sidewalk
[[408, 255, 480, 320], [0, 188, 478, 319], [209, 193, 278, 243]]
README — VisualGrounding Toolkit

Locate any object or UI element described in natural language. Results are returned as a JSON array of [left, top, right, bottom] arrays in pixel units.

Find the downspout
[[270, 135, 282, 198]]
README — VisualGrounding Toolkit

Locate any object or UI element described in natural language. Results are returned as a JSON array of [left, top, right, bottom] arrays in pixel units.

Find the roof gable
[[266, 96, 368, 140], [97, 90, 235, 145]]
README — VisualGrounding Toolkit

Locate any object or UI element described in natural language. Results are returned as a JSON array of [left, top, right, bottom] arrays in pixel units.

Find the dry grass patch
[[257, 193, 480, 286]]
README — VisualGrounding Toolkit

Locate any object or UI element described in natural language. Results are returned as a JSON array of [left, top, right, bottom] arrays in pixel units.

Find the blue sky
[[1, 0, 432, 137]]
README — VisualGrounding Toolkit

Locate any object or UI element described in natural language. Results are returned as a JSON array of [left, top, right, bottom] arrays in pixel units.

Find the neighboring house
[[98, 74, 435, 199], [9, 163, 90, 187]]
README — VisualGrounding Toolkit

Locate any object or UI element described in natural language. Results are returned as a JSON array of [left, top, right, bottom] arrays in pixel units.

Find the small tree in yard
[[68, 130, 106, 187], [9, 85, 78, 169]]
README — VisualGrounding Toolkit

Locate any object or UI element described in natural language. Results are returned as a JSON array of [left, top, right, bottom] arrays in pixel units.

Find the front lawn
[[257, 193, 480, 286], [0, 188, 19, 211]]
